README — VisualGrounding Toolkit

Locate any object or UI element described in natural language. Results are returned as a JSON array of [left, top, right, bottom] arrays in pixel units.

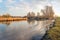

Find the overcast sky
[[0, 0, 60, 16]]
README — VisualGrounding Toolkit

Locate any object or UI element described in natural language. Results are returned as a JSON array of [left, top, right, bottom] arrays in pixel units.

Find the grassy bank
[[47, 17, 60, 40]]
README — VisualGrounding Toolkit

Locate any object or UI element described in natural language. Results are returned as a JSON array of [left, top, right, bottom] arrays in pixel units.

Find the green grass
[[48, 17, 60, 40]]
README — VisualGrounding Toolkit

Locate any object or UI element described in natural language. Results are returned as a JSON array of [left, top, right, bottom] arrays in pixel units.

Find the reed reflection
[[0, 21, 11, 25]]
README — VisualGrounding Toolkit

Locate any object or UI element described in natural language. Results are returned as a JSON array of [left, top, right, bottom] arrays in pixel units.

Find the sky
[[0, 0, 60, 16]]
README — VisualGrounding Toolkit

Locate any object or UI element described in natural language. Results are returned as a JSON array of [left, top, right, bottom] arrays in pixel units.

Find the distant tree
[[30, 12, 35, 17], [37, 12, 40, 18], [27, 12, 35, 18], [41, 6, 54, 19], [2, 13, 11, 18], [27, 12, 31, 18]]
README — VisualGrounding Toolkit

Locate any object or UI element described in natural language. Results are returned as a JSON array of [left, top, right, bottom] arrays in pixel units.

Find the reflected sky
[[0, 20, 52, 40]]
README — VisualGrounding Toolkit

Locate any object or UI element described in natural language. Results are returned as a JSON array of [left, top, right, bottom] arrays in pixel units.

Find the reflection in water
[[27, 20, 35, 24], [0, 20, 53, 40], [0, 21, 11, 25]]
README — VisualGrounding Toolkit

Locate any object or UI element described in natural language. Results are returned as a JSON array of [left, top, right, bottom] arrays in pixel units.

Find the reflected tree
[[27, 20, 35, 25]]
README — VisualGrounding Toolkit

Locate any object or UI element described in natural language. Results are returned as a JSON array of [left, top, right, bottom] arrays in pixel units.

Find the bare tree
[[41, 6, 54, 19], [2, 13, 11, 18], [37, 12, 40, 18]]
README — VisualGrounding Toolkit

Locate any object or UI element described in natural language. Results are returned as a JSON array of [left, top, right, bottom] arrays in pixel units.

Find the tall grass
[[48, 17, 60, 40]]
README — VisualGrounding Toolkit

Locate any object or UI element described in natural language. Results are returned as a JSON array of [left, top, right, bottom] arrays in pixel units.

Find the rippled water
[[0, 20, 52, 40]]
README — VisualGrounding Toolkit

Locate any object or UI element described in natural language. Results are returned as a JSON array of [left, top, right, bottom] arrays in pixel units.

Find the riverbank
[[0, 17, 27, 21], [42, 17, 60, 40], [48, 17, 60, 40]]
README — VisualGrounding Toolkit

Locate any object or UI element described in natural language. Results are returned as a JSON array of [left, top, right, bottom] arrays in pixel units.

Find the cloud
[[6, 5, 31, 16], [1, 0, 60, 16], [7, 0, 16, 3], [0, 0, 3, 2], [5, 0, 50, 16]]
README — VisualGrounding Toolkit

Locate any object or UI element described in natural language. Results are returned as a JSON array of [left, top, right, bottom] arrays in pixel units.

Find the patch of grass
[[48, 17, 60, 40]]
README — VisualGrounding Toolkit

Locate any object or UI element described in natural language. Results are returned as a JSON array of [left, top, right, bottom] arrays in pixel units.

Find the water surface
[[0, 20, 52, 40]]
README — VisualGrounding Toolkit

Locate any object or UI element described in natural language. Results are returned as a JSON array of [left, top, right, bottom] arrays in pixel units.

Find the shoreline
[[0, 17, 27, 21]]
